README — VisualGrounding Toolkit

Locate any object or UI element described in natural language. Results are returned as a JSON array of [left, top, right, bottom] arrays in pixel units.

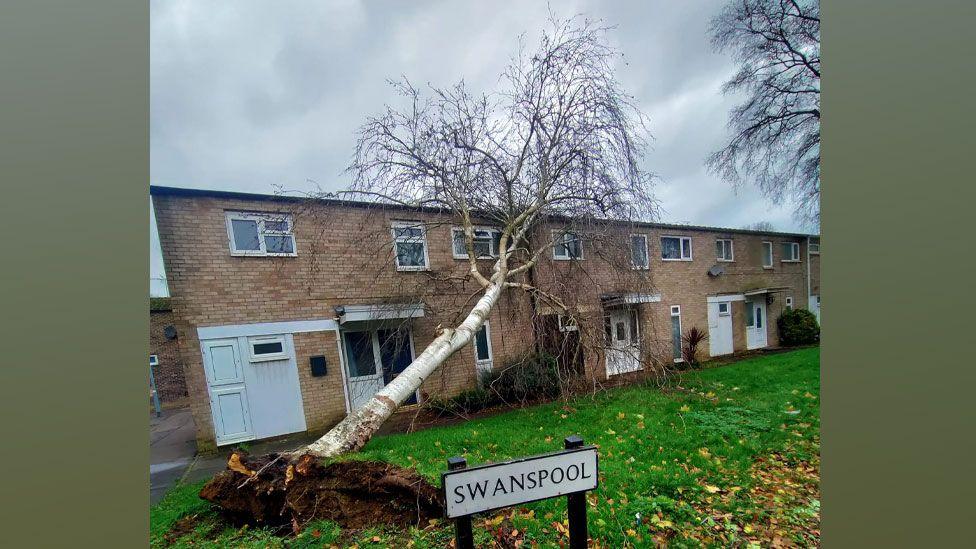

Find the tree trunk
[[301, 282, 504, 458]]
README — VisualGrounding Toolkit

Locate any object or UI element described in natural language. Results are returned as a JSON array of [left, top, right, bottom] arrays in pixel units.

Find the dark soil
[[199, 451, 443, 531]]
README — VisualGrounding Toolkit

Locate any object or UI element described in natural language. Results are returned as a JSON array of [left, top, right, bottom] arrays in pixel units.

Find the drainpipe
[[806, 236, 811, 307]]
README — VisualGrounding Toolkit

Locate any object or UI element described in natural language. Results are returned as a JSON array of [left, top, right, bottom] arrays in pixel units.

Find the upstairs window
[[452, 227, 502, 259], [661, 236, 692, 261], [809, 241, 820, 254], [630, 234, 649, 269], [762, 241, 773, 268], [391, 221, 430, 271], [149, 354, 159, 366], [781, 242, 801, 262], [553, 231, 583, 260], [716, 239, 734, 261], [226, 212, 296, 256]]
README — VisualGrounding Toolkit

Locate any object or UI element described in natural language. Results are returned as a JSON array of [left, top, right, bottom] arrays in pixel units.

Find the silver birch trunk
[[302, 281, 505, 458]]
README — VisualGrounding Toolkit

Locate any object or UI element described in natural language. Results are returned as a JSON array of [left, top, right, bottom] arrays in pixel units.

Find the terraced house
[[151, 186, 820, 450]]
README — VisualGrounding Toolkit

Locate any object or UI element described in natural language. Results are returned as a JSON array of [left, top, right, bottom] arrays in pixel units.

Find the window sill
[[230, 251, 298, 258], [717, 259, 734, 263], [631, 265, 650, 270], [661, 258, 693, 262], [553, 256, 583, 261], [762, 266, 775, 270], [781, 259, 801, 263], [396, 266, 431, 272], [453, 255, 498, 261]]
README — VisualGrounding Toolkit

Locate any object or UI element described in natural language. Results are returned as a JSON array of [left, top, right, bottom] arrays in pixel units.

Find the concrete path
[[150, 408, 197, 505]]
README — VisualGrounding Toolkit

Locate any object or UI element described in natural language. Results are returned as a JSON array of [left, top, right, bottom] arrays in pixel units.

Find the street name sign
[[441, 436, 598, 549]]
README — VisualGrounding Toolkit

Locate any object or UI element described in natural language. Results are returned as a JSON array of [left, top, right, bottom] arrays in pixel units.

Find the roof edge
[[149, 185, 819, 238]]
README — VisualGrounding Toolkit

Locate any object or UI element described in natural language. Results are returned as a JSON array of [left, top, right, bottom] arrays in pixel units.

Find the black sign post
[[443, 435, 596, 549], [564, 435, 588, 549], [447, 456, 474, 549]]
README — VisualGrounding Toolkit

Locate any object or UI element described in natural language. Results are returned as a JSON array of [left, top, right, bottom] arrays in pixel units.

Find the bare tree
[[708, 0, 820, 222], [293, 15, 656, 459], [743, 220, 776, 232]]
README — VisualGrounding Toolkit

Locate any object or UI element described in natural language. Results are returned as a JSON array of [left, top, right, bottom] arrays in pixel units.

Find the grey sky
[[150, 0, 813, 295]]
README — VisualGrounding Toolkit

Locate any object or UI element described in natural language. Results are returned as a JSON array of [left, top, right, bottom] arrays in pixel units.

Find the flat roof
[[150, 185, 819, 239]]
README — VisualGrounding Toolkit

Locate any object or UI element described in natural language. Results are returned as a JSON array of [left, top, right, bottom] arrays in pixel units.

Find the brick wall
[[149, 308, 189, 405], [152, 189, 819, 447]]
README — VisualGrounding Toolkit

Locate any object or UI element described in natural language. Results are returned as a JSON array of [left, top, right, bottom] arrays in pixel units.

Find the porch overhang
[[335, 303, 425, 325], [742, 286, 791, 297], [601, 292, 662, 308]]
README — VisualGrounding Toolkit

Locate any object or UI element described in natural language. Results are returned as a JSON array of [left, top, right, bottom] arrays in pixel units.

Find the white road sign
[[442, 447, 599, 518]]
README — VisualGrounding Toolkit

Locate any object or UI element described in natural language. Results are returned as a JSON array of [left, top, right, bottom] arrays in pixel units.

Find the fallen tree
[[202, 14, 657, 527]]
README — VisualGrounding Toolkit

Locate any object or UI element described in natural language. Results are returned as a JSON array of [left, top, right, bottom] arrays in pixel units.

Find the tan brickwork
[[152, 188, 818, 447], [149, 309, 188, 405]]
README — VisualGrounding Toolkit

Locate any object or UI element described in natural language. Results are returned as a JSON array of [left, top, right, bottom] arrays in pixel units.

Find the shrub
[[486, 353, 562, 403], [777, 308, 820, 346], [425, 353, 565, 416], [681, 326, 709, 366]]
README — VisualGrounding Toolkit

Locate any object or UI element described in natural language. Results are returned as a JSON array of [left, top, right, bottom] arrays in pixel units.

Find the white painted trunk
[[302, 282, 505, 458]]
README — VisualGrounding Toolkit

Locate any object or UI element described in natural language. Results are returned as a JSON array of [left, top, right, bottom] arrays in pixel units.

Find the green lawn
[[152, 347, 820, 548]]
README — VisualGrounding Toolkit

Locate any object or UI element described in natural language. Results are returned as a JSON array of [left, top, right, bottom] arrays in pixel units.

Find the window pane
[[719, 303, 728, 314], [763, 243, 773, 266], [452, 230, 466, 256], [473, 239, 491, 258], [756, 306, 763, 328], [493, 231, 503, 256], [745, 303, 754, 326], [568, 238, 581, 258], [264, 235, 294, 254], [396, 242, 426, 267], [263, 219, 289, 232], [629, 310, 639, 342], [631, 236, 647, 267], [681, 238, 691, 258], [661, 237, 680, 259], [475, 325, 490, 361], [671, 316, 681, 359], [252, 341, 283, 355], [781, 242, 793, 260], [231, 219, 260, 251], [394, 226, 422, 239], [344, 332, 376, 377], [615, 322, 626, 341], [555, 240, 568, 257]]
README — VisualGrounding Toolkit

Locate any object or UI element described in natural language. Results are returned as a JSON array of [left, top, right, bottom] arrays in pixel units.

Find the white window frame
[[247, 335, 288, 362], [149, 354, 159, 366], [552, 230, 584, 260], [670, 305, 683, 363], [225, 211, 297, 257], [809, 242, 820, 254], [558, 314, 578, 332], [474, 321, 494, 371], [452, 226, 502, 260], [717, 302, 730, 316], [391, 221, 431, 271], [661, 236, 692, 261], [630, 234, 649, 270], [762, 241, 774, 269], [786, 296, 794, 311], [716, 238, 734, 262], [781, 241, 801, 262]]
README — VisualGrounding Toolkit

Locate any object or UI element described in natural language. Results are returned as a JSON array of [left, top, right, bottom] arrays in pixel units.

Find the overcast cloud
[[150, 0, 813, 295]]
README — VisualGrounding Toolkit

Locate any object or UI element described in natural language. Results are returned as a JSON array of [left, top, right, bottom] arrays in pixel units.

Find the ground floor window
[[474, 322, 493, 376], [670, 305, 682, 362], [786, 296, 793, 311]]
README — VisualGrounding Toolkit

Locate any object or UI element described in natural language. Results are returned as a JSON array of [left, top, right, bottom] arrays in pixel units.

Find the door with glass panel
[[343, 331, 384, 410], [606, 309, 641, 376], [745, 299, 768, 349]]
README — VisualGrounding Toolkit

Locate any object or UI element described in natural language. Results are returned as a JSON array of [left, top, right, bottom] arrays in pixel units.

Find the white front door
[[809, 295, 821, 323], [606, 309, 641, 376], [343, 330, 385, 410], [745, 299, 768, 349], [240, 335, 307, 440], [202, 339, 254, 445], [707, 301, 734, 356]]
